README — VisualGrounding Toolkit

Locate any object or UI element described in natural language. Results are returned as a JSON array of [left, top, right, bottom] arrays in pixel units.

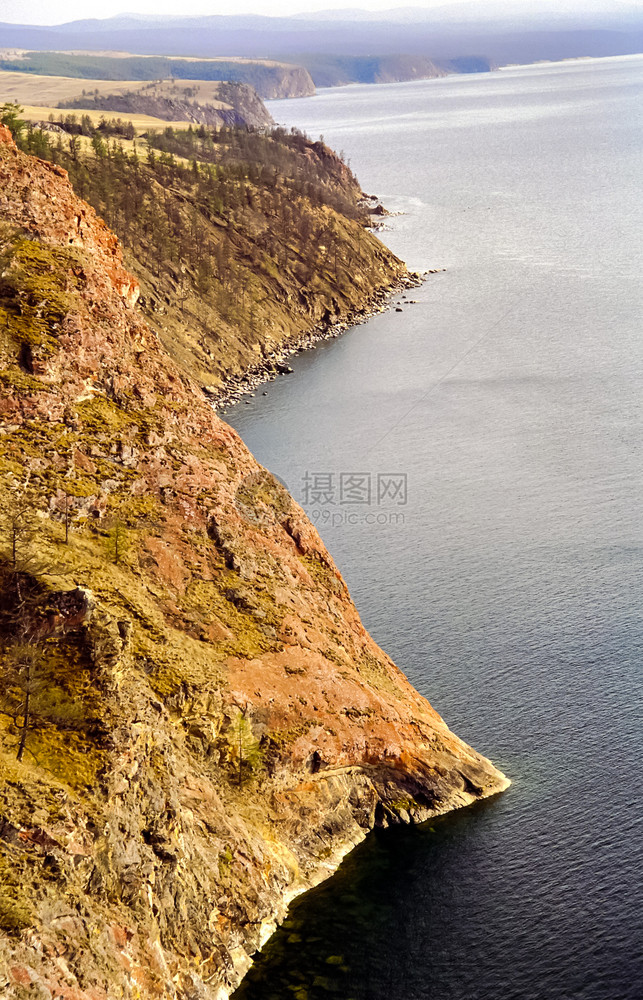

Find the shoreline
[[224, 776, 510, 999], [209, 267, 431, 412], [265, 52, 643, 108]]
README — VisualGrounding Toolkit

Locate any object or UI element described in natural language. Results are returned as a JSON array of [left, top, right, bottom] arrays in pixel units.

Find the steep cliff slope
[[16, 120, 405, 395], [0, 126, 508, 999], [286, 53, 450, 88]]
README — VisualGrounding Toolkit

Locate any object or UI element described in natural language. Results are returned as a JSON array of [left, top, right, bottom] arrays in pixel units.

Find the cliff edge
[[0, 125, 508, 999], [16, 117, 407, 396]]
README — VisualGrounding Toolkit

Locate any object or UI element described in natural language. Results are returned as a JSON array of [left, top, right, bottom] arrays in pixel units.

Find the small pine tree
[[2, 641, 86, 762], [0, 486, 49, 607], [104, 519, 130, 566], [0, 102, 26, 141], [5, 643, 44, 761], [60, 489, 77, 544], [229, 709, 263, 786]]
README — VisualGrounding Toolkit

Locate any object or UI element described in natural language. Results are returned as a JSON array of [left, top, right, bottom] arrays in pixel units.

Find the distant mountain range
[[289, 2, 643, 27], [0, 4, 641, 79]]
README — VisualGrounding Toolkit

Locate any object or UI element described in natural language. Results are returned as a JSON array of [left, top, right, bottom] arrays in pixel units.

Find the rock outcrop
[[59, 81, 274, 130], [0, 125, 508, 998]]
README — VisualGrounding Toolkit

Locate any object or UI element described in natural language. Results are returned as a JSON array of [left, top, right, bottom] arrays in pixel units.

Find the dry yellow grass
[[1, 70, 149, 105], [0, 70, 230, 111], [19, 104, 195, 134], [0, 69, 240, 135]]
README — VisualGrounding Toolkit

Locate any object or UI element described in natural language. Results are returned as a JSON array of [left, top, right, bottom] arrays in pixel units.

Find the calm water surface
[[229, 57, 643, 1000]]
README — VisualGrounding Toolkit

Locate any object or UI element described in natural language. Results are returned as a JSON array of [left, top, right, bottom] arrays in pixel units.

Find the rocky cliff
[[295, 53, 450, 88], [0, 125, 508, 998], [59, 80, 274, 130], [17, 119, 407, 396]]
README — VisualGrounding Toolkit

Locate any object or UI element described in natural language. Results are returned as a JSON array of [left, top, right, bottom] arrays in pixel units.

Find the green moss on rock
[[0, 891, 34, 934], [0, 237, 84, 361]]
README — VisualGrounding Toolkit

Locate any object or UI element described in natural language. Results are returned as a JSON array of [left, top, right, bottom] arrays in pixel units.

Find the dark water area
[[229, 57, 643, 999]]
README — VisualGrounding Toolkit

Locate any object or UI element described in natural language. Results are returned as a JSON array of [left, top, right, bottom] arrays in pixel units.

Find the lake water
[[229, 57, 643, 1000]]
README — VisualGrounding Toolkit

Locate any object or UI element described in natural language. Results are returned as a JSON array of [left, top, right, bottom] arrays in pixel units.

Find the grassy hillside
[[18, 105, 194, 133], [0, 70, 273, 129], [0, 49, 495, 96], [0, 52, 315, 98], [0, 68, 206, 106], [10, 114, 404, 396]]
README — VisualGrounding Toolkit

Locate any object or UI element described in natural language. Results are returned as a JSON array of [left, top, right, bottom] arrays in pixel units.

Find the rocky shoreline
[[208, 268, 435, 412], [224, 778, 509, 1000]]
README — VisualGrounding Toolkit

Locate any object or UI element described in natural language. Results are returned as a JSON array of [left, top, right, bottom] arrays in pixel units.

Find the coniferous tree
[[0, 102, 26, 141], [229, 708, 263, 786], [6, 643, 44, 761]]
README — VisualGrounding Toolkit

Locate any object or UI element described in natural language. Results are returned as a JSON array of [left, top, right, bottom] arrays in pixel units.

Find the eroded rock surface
[[0, 125, 508, 999]]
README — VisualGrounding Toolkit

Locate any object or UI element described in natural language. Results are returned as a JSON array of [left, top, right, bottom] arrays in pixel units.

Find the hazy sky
[[4, 1, 456, 25], [0, 0, 553, 27], [0, 0, 637, 25]]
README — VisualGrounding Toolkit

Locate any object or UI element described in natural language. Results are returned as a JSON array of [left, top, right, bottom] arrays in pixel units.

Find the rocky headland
[[58, 80, 274, 130], [15, 118, 414, 396], [0, 123, 508, 998]]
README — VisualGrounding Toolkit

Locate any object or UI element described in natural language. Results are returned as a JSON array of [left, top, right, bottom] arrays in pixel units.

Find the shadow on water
[[233, 796, 511, 1000], [234, 777, 643, 1000]]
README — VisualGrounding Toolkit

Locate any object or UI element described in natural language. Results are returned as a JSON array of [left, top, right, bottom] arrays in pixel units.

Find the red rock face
[[0, 126, 508, 999], [0, 125, 140, 309]]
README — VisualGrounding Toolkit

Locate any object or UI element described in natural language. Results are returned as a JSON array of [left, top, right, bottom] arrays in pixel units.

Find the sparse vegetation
[[0, 235, 81, 361], [10, 118, 399, 388], [0, 889, 34, 934]]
